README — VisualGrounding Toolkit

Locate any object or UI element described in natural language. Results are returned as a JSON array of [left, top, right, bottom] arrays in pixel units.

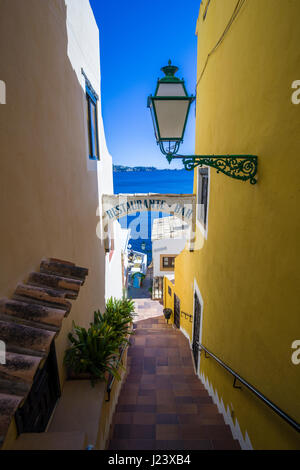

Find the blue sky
[[90, 0, 201, 169]]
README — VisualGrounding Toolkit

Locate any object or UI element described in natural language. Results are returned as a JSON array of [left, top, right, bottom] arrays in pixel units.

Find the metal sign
[[102, 193, 196, 251]]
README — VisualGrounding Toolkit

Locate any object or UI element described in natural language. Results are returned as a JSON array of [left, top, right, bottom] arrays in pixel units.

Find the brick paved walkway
[[108, 299, 240, 450]]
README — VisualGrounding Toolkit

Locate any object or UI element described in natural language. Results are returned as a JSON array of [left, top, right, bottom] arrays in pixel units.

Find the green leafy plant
[[64, 321, 120, 386], [94, 297, 136, 348], [64, 297, 136, 387]]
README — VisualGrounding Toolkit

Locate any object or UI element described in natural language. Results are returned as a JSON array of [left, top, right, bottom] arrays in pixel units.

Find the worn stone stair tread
[[107, 313, 240, 451], [0, 298, 66, 330], [0, 257, 89, 450], [0, 319, 55, 355], [49, 258, 76, 266], [14, 284, 72, 312], [109, 438, 238, 451], [28, 272, 81, 299], [0, 393, 24, 440], [108, 439, 156, 450], [40, 258, 88, 283], [8, 431, 88, 450], [211, 438, 241, 450], [0, 351, 42, 385], [180, 423, 234, 440]]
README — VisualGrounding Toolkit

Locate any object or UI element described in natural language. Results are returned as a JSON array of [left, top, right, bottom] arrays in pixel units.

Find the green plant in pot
[[106, 297, 136, 322], [163, 308, 172, 324], [94, 297, 136, 349], [64, 321, 120, 386]]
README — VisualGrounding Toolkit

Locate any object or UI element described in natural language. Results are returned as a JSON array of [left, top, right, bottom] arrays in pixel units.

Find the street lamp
[[147, 60, 195, 157], [148, 61, 258, 184]]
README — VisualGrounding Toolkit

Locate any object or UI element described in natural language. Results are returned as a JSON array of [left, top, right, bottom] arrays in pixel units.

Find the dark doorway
[[15, 342, 61, 434], [192, 291, 202, 372], [174, 294, 181, 329]]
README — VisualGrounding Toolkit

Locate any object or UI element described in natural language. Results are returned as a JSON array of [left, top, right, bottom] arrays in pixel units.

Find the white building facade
[[65, 0, 123, 301]]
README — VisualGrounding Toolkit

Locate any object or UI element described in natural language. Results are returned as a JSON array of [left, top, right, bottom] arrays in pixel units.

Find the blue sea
[[113, 170, 194, 263]]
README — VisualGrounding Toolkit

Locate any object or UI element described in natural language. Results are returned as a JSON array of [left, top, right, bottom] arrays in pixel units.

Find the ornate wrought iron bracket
[[160, 147, 258, 184]]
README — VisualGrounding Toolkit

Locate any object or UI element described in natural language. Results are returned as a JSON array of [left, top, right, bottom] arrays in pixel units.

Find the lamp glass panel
[[156, 83, 186, 97], [149, 102, 159, 141], [154, 99, 190, 140]]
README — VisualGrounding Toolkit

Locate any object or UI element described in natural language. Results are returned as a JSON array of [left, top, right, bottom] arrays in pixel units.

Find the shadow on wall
[[0, 0, 106, 389], [0, 0, 105, 304]]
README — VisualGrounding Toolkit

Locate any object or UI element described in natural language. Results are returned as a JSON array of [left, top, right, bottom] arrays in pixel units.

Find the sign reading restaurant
[[102, 194, 197, 252], [102, 194, 196, 227]]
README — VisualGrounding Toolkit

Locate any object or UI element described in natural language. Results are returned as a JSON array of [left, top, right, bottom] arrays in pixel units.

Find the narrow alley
[[108, 297, 240, 450]]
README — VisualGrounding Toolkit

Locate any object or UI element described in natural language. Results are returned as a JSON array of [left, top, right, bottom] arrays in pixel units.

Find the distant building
[[120, 228, 131, 293], [152, 216, 189, 300]]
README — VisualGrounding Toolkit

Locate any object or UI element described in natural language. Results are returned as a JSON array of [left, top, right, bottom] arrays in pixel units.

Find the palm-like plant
[[94, 305, 133, 348], [64, 321, 120, 386], [64, 297, 136, 387]]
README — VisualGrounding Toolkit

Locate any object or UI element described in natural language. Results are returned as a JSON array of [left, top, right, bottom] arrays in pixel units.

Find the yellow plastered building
[[165, 0, 300, 450]]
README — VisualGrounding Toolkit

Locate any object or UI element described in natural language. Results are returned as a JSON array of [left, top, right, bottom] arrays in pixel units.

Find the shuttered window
[[160, 255, 176, 271], [197, 168, 209, 229], [83, 70, 100, 161]]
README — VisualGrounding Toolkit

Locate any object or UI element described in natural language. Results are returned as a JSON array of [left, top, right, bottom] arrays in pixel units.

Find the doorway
[[192, 291, 202, 372], [174, 294, 181, 329]]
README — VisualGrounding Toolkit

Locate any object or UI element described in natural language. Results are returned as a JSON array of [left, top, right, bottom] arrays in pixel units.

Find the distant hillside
[[113, 165, 179, 172]]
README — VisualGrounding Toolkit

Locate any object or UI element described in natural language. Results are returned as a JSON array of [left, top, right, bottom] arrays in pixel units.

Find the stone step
[[112, 411, 225, 427], [0, 351, 42, 386], [108, 438, 240, 451], [9, 431, 88, 450], [40, 258, 88, 283], [0, 298, 66, 331], [27, 272, 81, 299], [14, 284, 71, 313], [108, 313, 239, 451], [0, 320, 55, 356]]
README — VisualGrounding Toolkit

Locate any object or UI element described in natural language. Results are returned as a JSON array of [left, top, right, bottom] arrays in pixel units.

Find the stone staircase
[[108, 312, 240, 450]]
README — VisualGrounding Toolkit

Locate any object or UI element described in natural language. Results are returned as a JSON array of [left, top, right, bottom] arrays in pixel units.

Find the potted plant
[[64, 321, 120, 386], [163, 308, 172, 324], [94, 297, 136, 348], [64, 297, 136, 387]]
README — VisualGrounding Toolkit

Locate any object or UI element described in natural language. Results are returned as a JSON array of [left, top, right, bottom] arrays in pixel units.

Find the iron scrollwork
[[161, 147, 258, 184], [181, 155, 258, 185]]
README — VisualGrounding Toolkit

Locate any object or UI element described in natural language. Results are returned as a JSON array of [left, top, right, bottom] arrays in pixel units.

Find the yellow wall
[[171, 0, 300, 449], [164, 277, 175, 324], [0, 0, 106, 384]]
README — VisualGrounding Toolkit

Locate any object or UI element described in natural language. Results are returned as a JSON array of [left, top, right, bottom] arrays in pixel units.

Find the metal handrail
[[198, 343, 300, 433], [181, 311, 193, 322]]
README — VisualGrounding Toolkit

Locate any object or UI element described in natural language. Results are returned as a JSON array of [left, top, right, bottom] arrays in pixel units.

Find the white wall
[[65, 0, 122, 300], [152, 238, 187, 277], [105, 221, 123, 300]]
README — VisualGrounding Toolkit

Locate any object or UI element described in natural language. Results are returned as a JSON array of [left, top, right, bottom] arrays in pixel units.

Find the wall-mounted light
[[147, 61, 258, 184]]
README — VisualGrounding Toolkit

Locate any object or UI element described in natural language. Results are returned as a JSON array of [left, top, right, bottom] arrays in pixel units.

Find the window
[[197, 168, 209, 229], [168, 286, 172, 296], [83, 71, 100, 160], [160, 255, 176, 271]]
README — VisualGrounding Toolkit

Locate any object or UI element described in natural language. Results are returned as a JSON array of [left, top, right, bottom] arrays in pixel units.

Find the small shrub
[[64, 321, 120, 386]]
